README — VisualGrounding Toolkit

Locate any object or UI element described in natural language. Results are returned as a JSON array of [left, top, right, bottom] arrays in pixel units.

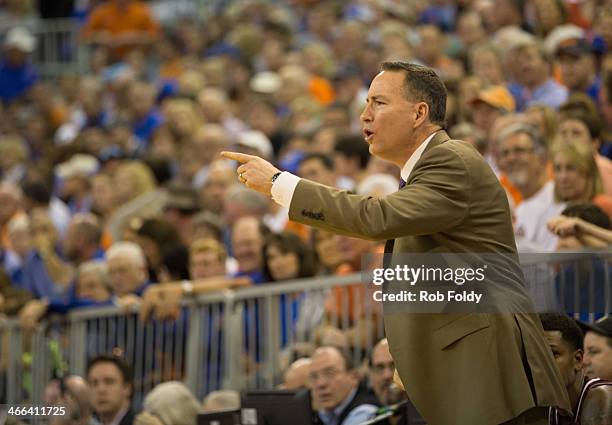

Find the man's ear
[[414, 102, 429, 128], [574, 349, 584, 371]]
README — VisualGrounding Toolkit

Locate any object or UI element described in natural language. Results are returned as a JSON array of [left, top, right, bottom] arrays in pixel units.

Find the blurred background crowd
[[1, 0, 612, 424]]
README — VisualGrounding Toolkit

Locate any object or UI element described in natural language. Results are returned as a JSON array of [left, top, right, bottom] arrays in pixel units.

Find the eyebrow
[[368, 95, 389, 102]]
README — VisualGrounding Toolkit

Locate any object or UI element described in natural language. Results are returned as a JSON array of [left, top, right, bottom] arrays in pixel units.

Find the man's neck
[[525, 75, 548, 91], [568, 371, 586, 408], [396, 125, 441, 168], [99, 403, 128, 425], [518, 172, 547, 200]]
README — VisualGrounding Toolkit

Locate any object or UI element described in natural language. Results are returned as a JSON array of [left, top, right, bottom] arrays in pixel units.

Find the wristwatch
[[271, 172, 282, 183], [181, 280, 194, 297]]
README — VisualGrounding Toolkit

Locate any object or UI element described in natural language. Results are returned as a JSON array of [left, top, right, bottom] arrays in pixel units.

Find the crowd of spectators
[[1, 0, 612, 423]]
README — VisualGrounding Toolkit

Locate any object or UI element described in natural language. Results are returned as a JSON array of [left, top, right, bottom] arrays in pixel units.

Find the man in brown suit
[[222, 62, 570, 425]]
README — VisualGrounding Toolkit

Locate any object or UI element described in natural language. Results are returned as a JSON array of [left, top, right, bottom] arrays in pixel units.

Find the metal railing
[[1, 250, 611, 406]]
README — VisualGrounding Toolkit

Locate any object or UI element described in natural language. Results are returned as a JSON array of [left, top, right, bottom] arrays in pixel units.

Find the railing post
[[263, 294, 280, 388], [223, 291, 243, 391], [69, 316, 87, 377], [184, 302, 202, 396]]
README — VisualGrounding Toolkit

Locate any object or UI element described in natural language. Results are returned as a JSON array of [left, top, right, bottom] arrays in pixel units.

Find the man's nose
[[360, 104, 372, 123]]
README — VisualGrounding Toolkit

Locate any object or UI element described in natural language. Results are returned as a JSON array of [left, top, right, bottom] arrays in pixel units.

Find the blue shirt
[[318, 388, 378, 425], [132, 110, 164, 149], [508, 79, 568, 111], [0, 59, 39, 103]]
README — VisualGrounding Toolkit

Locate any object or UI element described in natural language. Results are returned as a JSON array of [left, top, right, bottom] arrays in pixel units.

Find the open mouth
[[363, 129, 374, 142]]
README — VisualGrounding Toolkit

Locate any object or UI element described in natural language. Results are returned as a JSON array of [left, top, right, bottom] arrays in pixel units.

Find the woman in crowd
[[551, 141, 612, 219]]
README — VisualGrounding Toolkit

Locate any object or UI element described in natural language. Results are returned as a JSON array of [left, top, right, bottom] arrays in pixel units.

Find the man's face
[[231, 221, 263, 273], [497, 132, 542, 189], [190, 250, 225, 279], [472, 102, 502, 134], [558, 55, 593, 91], [107, 256, 145, 296], [298, 158, 335, 186], [360, 70, 418, 165], [309, 350, 357, 411], [516, 46, 548, 87], [543, 330, 582, 389], [199, 168, 235, 214], [77, 272, 111, 302], [63, 222, 85, 262], [369, 342, 396, 404], [583, 332, 612, 380], [87, 363, 130, 418]]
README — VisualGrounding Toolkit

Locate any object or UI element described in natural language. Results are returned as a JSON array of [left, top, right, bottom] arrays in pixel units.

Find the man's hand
[[547, 216, 580, 237], [139, 284, 182, 322], [19, 298, 50, 332], [220, 151, 280, 196]]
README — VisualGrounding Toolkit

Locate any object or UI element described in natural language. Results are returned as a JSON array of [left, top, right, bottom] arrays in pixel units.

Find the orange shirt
[[82, 0, 159, 58]]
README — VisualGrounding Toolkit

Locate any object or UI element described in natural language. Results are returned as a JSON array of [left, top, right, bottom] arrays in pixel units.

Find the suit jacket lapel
[[384, 130, 451, 256]]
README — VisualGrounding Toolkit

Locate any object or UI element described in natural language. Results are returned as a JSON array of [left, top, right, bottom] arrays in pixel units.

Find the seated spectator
[[106, 241, 150, 310], [189, 212, 224, 244], [129, 216, 183, 283], [540, 313, 612, 424], [45, 375, 98, 425], [201, 390, 240, 413], [87, 354, 135, 425], [368, 338, 426, 424], [551, 141, 612, 220], [556, 107, 612, 196], [548, 203, 612, 249], [308, 346, 378, 425], [0, 27, 38, 103], [135, 381, 199, 425], [507, 40, 568, 111], [263, 231, 318, 282], [231, 216, 269, 284], [281, 357, 312, 390], [19, 260, 112, 330], [189, 238, 227, 280], [496, 123, 563, 251], [580, 316, 612, 381]]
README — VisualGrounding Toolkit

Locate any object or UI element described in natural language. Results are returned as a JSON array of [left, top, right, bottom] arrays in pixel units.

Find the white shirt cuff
[[271, 172, 300, 208]]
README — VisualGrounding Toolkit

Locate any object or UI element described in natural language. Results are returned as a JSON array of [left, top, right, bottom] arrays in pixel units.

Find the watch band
[[271, 172, 282, 183]]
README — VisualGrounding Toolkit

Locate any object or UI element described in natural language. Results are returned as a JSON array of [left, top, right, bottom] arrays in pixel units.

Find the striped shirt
[[549, 378, 612, 425]]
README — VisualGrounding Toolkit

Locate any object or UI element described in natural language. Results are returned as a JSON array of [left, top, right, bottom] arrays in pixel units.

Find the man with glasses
[[496, 122, 564, 251], [309, 346, 378, 425], [368, 338, 425, 425]]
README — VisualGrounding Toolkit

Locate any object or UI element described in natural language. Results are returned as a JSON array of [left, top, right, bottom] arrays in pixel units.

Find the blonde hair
[[0, 135, 27, 165], [551, 141, 603, 202], [116, 161, 156, 200], [189, 238, 226, 262]]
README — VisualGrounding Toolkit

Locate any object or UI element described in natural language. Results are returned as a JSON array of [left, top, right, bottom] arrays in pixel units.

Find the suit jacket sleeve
[[289, 143, 470, 240]]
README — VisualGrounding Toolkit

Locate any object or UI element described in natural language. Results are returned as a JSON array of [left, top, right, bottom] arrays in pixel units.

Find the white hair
[[356, 174, 399, 197], [77, 260, 109, 286], [106, 241, 146, 268], [143, 382, 200, 425], [202, 390, 240, 413]]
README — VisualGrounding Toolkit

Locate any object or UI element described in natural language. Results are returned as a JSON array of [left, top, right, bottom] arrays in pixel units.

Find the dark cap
[[578, 316, 612, 338], [555, 38, 592, 58]]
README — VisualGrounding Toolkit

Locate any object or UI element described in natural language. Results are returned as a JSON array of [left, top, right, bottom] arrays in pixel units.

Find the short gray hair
[[77, 260, 109, 286], [143, 382, 200, 425], [497, 122, 547, 153], [106, 241, 146, 268]]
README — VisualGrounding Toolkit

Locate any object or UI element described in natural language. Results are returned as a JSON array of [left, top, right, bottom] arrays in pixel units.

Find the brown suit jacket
[[289, 131, 570, 425]]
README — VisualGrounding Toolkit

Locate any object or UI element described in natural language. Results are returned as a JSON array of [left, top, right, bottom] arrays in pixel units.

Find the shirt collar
[[319, 387, 358, 424], [105, 406, 128, 425], [400, 130, 440, 182]]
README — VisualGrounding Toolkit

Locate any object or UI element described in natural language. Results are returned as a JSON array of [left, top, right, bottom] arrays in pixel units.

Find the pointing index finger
[[220, 151, 256, 163]]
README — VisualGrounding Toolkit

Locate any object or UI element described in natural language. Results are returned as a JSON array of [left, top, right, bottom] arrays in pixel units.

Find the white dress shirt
[[271, 131, 440, 208]]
